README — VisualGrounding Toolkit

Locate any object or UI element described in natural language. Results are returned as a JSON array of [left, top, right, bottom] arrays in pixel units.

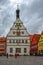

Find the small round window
[[13, 32, 15, 34]]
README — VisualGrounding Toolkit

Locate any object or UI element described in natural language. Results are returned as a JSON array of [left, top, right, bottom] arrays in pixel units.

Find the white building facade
[[6, 8, 30, 55]]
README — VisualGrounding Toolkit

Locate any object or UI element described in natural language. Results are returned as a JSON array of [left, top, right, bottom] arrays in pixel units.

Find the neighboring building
[[38, 31, 43, 55], [6, 8, 30, 55], [30, 34, 40, 55], [0, 37, 6, 55], [30, 35, 33, 42]]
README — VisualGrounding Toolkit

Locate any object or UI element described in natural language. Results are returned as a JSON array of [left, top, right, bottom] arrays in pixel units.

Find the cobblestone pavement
[[0, 56, 43, 65]]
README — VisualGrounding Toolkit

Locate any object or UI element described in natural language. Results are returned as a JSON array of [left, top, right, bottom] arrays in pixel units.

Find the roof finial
[[17, 4, 19, 9]]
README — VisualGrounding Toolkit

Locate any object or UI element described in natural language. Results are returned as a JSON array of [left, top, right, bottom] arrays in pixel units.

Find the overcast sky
[[0, 0, 43, 36]]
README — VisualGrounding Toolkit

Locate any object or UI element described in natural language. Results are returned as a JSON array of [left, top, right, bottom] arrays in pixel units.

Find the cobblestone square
[[0, 56, 43, 65]]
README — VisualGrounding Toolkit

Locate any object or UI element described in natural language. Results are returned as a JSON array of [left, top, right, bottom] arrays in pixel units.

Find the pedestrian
[[6, 53, 8, 58], [15, 53, 17, 58]]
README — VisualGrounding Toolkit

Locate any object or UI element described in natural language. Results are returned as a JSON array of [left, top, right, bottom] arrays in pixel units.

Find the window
[[22, 40, 24, 43], [20, 25, 21, 27], [0, 43, 4, 44], [22, 31, 24, 34], [0, 49, 4, 51], [13, 31, 15, 34], [25, 40, 28, 43], [16, 39, 21, 43], [13, 40, 15, 43], [10, 48, 13, 53], [16, 48, 21, 53], [39, 44, 43, 46], [0, 45, 4, 48], [15, 25, 16, 27], [16, 40, 19, 43], [32, 45, 37, 48], [9, 39, 11, 43], [24, 48, 27, 53], [11, 39, 13, 43], [19, 40, 21, 43]]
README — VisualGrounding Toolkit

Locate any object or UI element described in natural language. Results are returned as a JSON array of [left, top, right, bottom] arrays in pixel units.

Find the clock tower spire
[[16, 5, 20, 19]]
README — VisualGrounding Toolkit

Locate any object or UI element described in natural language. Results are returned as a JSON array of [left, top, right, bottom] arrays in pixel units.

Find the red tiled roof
[[0, 37, 6, 42]]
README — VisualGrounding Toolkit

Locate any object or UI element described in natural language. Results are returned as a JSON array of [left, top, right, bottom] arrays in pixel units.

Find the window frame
[[24, 48, 27, 53], [10, 48, 13, 53], [16, 48, 21, 53]]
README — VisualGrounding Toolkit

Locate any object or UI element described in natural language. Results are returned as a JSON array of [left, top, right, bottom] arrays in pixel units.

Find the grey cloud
[[20, 0, 43, 34], [0, 0, 15, 36], [0, 0, 10, 5], [0, 9, 15, 36], [0, 0, 43, 36]]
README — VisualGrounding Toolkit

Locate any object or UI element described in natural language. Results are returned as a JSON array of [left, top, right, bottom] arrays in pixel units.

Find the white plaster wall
[[7, 37, 30, 40], [7, 43, 30, 45], [7, 45, 30, 55], [7, 29, 29, 36]]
